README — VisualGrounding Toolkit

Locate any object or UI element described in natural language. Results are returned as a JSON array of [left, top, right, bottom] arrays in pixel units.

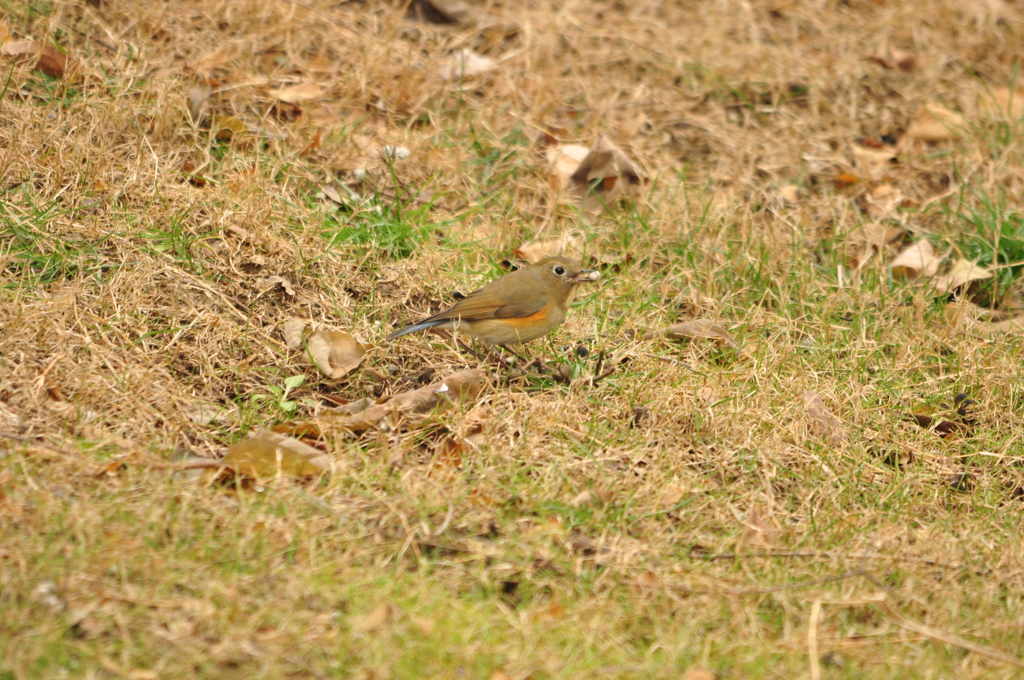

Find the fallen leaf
[[269, 83, 323, 104], [571, 488, 612, 507], [180, 161, 208, 187], [514, 232, 582, 263], [867, 47, 915, 71], [974, 314, 1024, 337], [2, 40, 80, 78], [932, 259, 992, 294], [262, 275, 295, 295], [410, 0, 473, 23], [547, 144, 591, 190], [312, 369, 484, 434], [803, 391, 848, 447], [666, 320, 739, 349], [696, 386, 718, 404], [438, 48, 497, 81], [852, 145, 897, 180], [741, 508, 779, 547], [779, 184, 801, 203], [866, 184, 903, 218], [834, 172, 861, 188], [223, 428, 330, 479], [210, 114, 248, 143], [353, 603, 394, 633], [187, 84, 211, 123], [890, 240, 941, 280], [411, 616, 435, 635], [283, 319, 307, 350], [903, 102, 966, 146], [489, 671, 513, 680], [188, 48, 230, 82], [568, 136, 646, 208], [681, 670, 716, 680], [847, 222, 903, 270], [307, 331, 366, 379], [979, 86, 1024, 119]]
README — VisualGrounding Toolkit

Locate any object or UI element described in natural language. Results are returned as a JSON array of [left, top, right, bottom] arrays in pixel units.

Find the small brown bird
[[386, 256, 601, 346]]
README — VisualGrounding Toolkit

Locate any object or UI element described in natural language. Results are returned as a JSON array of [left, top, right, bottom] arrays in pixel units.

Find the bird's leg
[[498, 344, 533, 367], [455, 337, 488, 361]]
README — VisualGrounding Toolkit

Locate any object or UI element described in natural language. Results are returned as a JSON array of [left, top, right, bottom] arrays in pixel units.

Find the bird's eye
[[554, 266, 566, 275]]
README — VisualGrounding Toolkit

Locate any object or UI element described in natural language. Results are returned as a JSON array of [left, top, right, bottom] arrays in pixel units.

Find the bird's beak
[[572, 269, 601, 283]]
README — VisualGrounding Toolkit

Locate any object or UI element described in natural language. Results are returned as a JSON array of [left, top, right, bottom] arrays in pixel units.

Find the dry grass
[[3, 0, 1024, 677]]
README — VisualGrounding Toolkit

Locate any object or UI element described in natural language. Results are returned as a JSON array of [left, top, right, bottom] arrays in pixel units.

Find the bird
[[386, 256, 601, 346]]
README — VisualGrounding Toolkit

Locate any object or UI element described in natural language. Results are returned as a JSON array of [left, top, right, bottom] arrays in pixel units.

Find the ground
[[3, 0, 1024, 678]]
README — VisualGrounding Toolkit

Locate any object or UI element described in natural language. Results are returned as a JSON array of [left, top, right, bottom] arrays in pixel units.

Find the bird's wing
[[425, 290, 548, 321]]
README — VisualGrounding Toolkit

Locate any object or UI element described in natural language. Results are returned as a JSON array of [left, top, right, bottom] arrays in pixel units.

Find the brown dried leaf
[[971, 314, 1024, 338], [438, 48, 497, 81], [410, 0, 473, 23], [741, 508, 779, 547], [222, 428, 330, 479], [778, 184, 800, 203], [666, 320, 739, 349], [932, 259, 992, 294], [890, 240, 941, 280], [2, 40, 80, 78], [681, 670, 716, 680], [262, 275, 295, 296], [847, 222, 902, 270], [307, 331, 365, 379], [316, 369, 484, 434], [803, 391, 849, 447], [353, 603, 394, 634], [210, 115, 248, 143], [269, 83, 323, 104], [283, 319, 307, 350], [979, 86, 1024, 119], [569, 135, 645, 207], [188, 48, 230, 82], [546, 144, 591, 190], [514, 232, 582, 263], [852, 144, 897, 181], [866, 184, 903, 218], [903, 102, 966, 145], [187, 84, 211, 123], [571, 488, 612, 507]]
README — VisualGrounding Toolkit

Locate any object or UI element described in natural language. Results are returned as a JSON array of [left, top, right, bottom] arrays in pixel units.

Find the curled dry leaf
[[262, 275, 295, 295], [847, 222, 904, 270], [546, 144, 591, 190], [307, 330, 366, 379], [439, 48, 497, 80], [353, 603, 394, 634], [778, 184, 801, 203], [569, 135, 646, 208], [282, 319, 307, 350], [410, 0, 473, 23], [890, 240, 941, 280], [222, 428, 331, 479], [666, 319, 739, 349], [902, 103, 966, 146], [269, 83, 323, 104], [741, 508, 779, 548], [311, 369, 484, 435], [969, 314, 1024, 338], [514, 232, 582, 263], [852, 144, 897, 180], [2, 40, 81, 78], [681, 670, 716, 680], [932, 259, 992, 294], [802, 390, 849, 447], [571, 488, 613, 508], [866, 184, 903, 218], [979, 86, 1024, 119]]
